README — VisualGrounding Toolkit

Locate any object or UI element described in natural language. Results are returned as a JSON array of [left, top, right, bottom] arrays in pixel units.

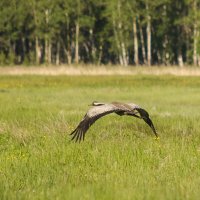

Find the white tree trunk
[[113, 18, 123, 66], [75, 20, 79, 64], [147, 14, 151, 66], [178, 49, 184, 67], [163, 36, 170, 65], [56, 41, 60, 65], [90, 28, 96, 62], [193, 0, 198, 66], [198, 30, 200, 66], [66, 48, 72, 64], [121, 41, 128, 66], [117, 0, 128, 66], [146, 3, 151, 66], [139, 21, 147, 64], [44, 9, 50, 64], [33, 4, 41, 64], [35, 36, 41, 64], [48, 39, 51, 64], [133, 18, 139, 65], [193, 28, 197, 66], [198, 55, 200, 66], [162, 5, 170, 65], [45, 35, 48, 64]]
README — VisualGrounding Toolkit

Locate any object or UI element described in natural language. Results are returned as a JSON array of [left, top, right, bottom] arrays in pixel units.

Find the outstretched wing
[[70, 104, 123, 142]]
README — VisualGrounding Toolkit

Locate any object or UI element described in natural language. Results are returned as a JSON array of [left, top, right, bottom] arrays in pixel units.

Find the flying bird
[[70, 101, 158, 142]]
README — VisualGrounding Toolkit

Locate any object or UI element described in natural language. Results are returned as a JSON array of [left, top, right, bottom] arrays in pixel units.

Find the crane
[[70, 101, 158, 142]]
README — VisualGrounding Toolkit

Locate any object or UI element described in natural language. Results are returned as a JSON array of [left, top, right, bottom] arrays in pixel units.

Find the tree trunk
[[193, 0, 198, 66], [198, 55, 200, 66], [75, 20, 79, 64], [35, 36, 41, 64], [197, 30, 200, 66], [45, 35, 48, 64], [56, 40, 60, 65], [147, 13, 151, 66], [44, 38, 51, 64], [63, 47, 72, 64], [21, 37, 25, 63], [98, 43, 103, 65], [61, 35, 72, 65], [67, 50, 72, 64], [44, 9, 50, 64], [90, 28, 96, 62], [163, 36, 170, 65], [112, 19, 123, 65], [133, 18, 139, 65], [66, 19, 72, 64], [117, 0, 128, 66], [162, 5, 169, 65], [178, 48, 184, 67], [138, 20, 146, 64], [48, 39, 51, 64], [121, 41, 128, 66], [10, 40, 16, 63], [32, 4, 41, 64], [193, 26, 197, 66]]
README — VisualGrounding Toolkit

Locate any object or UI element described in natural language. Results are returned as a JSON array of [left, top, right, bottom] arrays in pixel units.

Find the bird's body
[[70, 101, 158, 142]]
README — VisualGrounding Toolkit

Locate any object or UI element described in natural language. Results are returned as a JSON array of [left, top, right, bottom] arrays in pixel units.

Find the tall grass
[[0, 75, 200, 199]]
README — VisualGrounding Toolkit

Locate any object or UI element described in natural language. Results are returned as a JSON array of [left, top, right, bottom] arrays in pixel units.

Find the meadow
[[0, 74, 200, 199]]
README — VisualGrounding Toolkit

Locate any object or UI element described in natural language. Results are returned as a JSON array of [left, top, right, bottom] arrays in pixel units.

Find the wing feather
[[120, 104, 158, 137], [134, 108, 158, 137], [70, 104, 124, 142]]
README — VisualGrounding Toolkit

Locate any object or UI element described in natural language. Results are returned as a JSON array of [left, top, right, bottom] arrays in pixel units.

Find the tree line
[[0, 0, 200, 66]]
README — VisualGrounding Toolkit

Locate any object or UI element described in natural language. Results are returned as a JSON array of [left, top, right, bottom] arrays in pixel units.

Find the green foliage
[[0, 53, 7, 65], [0, 75, 200, 199], [0, 0, 200, 65]]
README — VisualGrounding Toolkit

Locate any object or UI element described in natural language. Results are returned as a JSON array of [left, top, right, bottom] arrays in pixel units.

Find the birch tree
[[127, 0, 140, 65], [104, 0, 130, 66], [0, 0, 199, 66], [187, 0, 200, 66]]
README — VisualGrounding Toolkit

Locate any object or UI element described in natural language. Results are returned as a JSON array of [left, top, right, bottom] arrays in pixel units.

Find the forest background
[[0, 0, 200, 67]]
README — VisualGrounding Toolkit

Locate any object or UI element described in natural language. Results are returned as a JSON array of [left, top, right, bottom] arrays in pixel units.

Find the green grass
[[0, 75, 200, 200]]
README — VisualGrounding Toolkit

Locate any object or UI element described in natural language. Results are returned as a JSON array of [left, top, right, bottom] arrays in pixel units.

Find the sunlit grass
[[0, 75, 200, 199]]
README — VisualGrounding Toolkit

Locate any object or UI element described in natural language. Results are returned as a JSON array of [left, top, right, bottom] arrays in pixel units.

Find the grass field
[[0, 74, 200, 199]]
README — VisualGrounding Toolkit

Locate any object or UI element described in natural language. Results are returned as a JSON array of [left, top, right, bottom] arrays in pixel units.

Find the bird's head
[[89, 101, 105, 106]]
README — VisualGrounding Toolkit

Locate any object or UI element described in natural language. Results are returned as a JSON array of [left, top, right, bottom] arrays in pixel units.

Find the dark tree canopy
[[0, 0, 200, 66]]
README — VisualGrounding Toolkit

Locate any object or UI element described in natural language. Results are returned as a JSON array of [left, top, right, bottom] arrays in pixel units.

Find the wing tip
[[70, 128, 85, 143]]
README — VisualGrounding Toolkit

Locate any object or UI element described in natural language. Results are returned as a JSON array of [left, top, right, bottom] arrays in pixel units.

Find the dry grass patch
[[0, 65, 200, 76]]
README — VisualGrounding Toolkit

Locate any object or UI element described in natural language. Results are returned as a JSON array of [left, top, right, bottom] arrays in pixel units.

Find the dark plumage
[[70, 101, 158, 142]]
